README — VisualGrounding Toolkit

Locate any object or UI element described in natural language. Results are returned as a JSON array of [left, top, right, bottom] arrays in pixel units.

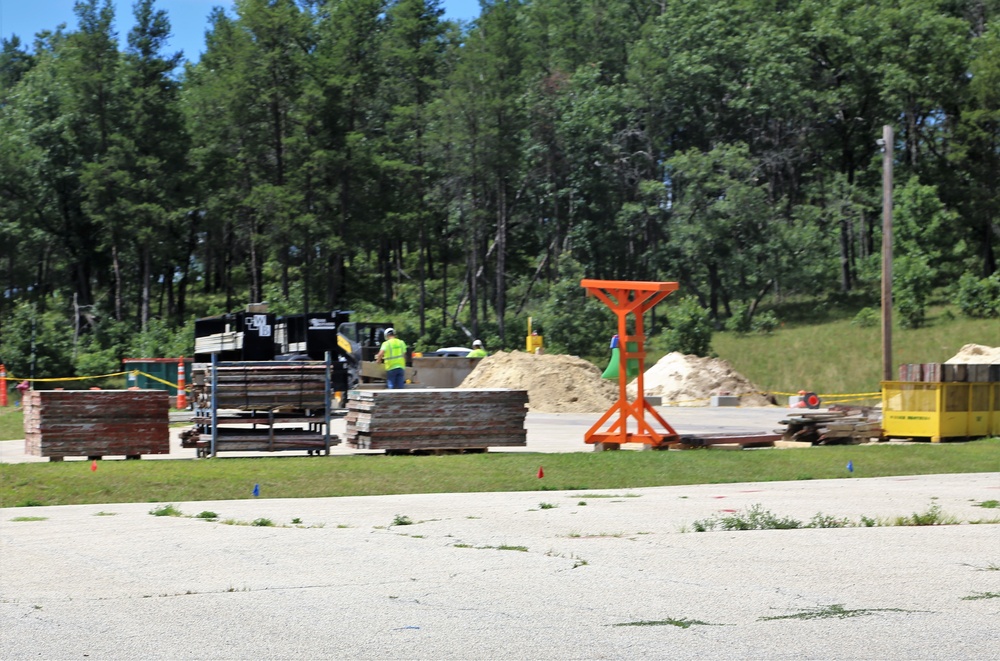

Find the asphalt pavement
[[2, 407, 999, 659]]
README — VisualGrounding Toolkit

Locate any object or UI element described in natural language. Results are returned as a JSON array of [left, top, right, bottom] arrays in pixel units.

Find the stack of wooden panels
[[898, 363, 999, 383], [346, 388, 528, 452], [779, 410, 882, 446], [23, 390, 169, 459], [192, 363, 329, 410]]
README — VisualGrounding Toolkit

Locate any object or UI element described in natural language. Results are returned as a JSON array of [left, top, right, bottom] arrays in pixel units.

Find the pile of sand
[[626, 352, 773, 407], [458, 351, 618, 413], [944, 344, 1000, 364], [459, 349, 773, 411]]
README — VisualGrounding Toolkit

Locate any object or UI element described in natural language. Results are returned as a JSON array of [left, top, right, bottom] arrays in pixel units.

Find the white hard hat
[[385, 327, 395, 336], [472, 339, 483, 347]]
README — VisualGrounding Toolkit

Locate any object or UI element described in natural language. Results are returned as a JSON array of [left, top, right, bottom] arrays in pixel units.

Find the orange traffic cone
[[537, 466, 544, 478], [90, 460, 98, 472]]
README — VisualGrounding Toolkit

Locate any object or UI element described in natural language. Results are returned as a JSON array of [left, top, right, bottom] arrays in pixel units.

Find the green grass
[[1, 438, 997, 507], [0, 407, 24, 442], [711, 305, 999, 398]]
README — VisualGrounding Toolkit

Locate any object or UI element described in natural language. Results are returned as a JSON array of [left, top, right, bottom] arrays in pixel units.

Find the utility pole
[[880, 125, 894, 382]]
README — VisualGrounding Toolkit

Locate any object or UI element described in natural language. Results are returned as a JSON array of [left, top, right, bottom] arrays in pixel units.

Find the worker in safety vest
[[468, 339, 487, 358], [376, 328, 407, 389]]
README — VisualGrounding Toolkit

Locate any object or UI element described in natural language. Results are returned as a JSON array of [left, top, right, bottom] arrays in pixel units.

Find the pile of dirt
[[944, 344, 1000, 364], [626, 352, 773, 407], [458, 351, 618, 413], [460, 349, 773, 411]]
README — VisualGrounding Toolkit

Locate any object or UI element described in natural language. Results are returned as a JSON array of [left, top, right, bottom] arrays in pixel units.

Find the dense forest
[[1, 0, 998, 379]]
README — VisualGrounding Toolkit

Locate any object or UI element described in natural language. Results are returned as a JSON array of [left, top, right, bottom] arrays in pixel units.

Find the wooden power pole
[[881, 125, 894, 382]]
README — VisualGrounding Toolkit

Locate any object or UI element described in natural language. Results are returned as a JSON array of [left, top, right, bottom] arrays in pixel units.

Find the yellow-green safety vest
[[381, 337, 407, 371]]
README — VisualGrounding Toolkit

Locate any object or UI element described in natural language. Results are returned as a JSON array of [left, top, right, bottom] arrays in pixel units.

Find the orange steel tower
[[580, 279, 680, 449]]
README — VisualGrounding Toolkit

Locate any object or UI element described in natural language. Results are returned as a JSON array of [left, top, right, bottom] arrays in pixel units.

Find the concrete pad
[[2, 473, 999, 660]]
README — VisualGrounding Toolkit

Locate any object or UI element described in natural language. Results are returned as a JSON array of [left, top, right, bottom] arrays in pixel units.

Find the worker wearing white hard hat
[[376, 328, 407, 388], [468, 339, 488, 358]]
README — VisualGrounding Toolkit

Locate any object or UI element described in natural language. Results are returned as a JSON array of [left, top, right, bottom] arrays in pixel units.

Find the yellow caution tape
[[1, 370, 184, 391]]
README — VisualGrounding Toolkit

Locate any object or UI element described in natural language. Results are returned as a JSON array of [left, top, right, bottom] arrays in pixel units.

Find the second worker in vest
[[376, 328, 407, 389], [467, 339, 488, 358]]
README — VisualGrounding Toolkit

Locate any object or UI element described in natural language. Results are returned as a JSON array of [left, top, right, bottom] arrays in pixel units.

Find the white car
[[430, 346, 473, 357]]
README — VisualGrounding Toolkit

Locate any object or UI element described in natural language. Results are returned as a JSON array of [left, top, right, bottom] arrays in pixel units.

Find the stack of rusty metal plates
[[23, 390, 169, 460], [346, 388, 528, 453]]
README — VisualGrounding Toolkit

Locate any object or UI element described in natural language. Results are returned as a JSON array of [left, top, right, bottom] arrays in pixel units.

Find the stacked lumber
[[181, 425, 339, 456], [779, 409, 882, 446], [23, 390, 169, 459], [898, 362, 999, 383], [192, 363, 329, 410], [346, 388, 528, 452]]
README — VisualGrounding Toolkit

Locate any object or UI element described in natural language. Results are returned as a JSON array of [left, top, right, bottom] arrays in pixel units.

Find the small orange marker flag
[[537, 466, 544, 478], [90, 460, 98, 472]]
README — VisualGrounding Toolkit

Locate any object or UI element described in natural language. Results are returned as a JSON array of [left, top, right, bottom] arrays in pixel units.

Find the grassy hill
[[711, 305, 999, 400]]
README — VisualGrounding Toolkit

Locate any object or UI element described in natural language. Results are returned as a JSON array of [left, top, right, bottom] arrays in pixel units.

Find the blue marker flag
[[253, 483, 260, 497], [846, 461, 854, 473]]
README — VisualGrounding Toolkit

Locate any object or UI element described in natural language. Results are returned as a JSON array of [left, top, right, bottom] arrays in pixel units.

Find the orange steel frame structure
[[580, 279, 680, 449]]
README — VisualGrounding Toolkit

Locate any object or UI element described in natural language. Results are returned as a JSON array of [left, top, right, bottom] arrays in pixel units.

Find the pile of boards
[[898, 363, 999, 382], [23, 390, 169, 460], [346, 388, 528, 453], [779, 408, 882, 446], [191, 363, 329, 410]]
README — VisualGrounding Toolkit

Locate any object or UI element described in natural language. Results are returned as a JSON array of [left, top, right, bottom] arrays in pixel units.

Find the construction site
[[6, 281, 999, 463]]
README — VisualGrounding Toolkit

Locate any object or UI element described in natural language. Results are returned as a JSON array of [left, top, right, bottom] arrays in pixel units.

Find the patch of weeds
[[465, 515, 481, 520], [577, 493, 641, 499], [808, 513, 851, 528], [336, 524, 351, 528], [961, 592, 1000, 601], [250, 518, 274, 527], [410, 534, 425, 539], [538, 502, 557, 510], [859, 515, 879, 527], [495, 545, 528, 552], [389, 595, 398, 599], [291, 518, 302, 524], [392, 514, 413, 526], [967, 516, 1000, 525], [194, 511, 218, 520], [93, 511, 118, 517], [17, 499, 44, 507], [220, 518, 243, 526], [577, 501, 587, 506], [149, 504, 183, 517], [10, 516, 47, 522], [452, 543, 473, 548], [572, 557, 589, 568], [562, 531, 624, 538], [975, 500, 999, 509], [612, 618, 715, 629], [759, 604, 914, 621], [894, 504, 957, 526], [692, 504, 802, 532], [32, 605, 42, 610]]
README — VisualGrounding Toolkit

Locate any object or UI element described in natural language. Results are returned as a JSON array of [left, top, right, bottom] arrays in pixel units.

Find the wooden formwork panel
[[24, 390, 169, 458], [346, 388, 528, 451]]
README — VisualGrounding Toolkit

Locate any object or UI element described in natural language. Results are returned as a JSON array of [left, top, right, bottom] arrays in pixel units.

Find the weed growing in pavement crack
[[611, 618, 718, 628], [962, 592, 1000, 600], [759, 604, 917, 621], [392, 514, 413, 526], [10, 516, 47, 522], [149, 504, 183, 517]]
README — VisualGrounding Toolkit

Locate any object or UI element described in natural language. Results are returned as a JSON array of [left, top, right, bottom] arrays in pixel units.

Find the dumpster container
[[123, 358, 193, 393], [882, 380, 996, 442]]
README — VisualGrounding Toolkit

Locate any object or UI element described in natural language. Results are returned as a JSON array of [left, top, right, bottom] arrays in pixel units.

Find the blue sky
[[1, 0, 481, 63]]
